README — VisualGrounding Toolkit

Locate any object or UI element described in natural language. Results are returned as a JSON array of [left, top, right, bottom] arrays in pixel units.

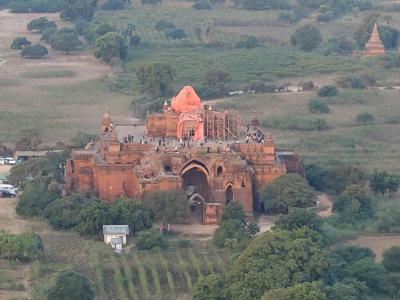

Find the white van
[[5, 157, 16, 165], [0, 184, 17, 196]]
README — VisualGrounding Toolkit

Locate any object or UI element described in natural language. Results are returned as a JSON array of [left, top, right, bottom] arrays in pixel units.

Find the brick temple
[[66, 86, 300, 224], [355, 22, 385, 57]]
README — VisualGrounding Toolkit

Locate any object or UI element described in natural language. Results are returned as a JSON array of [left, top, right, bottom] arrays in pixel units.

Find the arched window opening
[[217, 166, 223, 176], [226, 185, 234, 204]]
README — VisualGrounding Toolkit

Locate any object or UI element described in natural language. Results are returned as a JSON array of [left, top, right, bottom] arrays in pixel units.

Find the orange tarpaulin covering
[[171, 86, 202, 113], [177, 113, 204, 141]]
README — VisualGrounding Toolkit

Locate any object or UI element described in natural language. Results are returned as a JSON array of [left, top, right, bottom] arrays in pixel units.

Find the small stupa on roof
[[363, 22, 385, 57]]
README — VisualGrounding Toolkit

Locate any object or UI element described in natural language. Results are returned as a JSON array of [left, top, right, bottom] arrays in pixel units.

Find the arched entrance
[[226, 185, 234, 204], [181, 162, 211, 224]]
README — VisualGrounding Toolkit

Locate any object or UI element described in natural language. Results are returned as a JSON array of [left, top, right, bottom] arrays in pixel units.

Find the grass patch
[[262, 116, 329, 131]]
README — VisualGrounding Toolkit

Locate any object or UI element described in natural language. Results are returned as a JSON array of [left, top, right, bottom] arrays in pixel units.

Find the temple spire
[[363, 22, 385, 56]]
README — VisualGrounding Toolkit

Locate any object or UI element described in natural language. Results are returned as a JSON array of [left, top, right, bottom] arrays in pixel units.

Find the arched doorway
[[181, 163, 211, 224], [226, 185, 234, 204]]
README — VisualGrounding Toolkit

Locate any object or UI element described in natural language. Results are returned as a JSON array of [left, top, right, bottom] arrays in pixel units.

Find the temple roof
[[366, 22, 384, 48], [171, 86, 202, 113]]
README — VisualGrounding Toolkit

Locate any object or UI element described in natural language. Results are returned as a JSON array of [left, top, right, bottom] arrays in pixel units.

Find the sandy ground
[[316, 194, 333, 218], [0, 10, 109, 87], [347, 236, 400, 261], [0, 165, 12, 175]]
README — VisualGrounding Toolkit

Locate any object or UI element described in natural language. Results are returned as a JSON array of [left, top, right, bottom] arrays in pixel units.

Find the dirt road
[[347, 236, 400, 261]]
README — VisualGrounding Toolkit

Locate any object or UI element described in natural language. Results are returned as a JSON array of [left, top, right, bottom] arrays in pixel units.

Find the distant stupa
[[363, 22, 385, 56]]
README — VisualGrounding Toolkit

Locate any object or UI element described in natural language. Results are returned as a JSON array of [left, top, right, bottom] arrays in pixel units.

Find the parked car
[[0, 189, 16, 198], [0, 184, 17, 196], [5, 157, 16, 165], [0, 157, 5, 165]]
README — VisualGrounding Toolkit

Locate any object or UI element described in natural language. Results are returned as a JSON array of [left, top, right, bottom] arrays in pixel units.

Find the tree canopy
[[0, 232, 43, 261], [274, 208, 323, 232], [27, 17, 57, 33], [259, 174, 317, 213], [21, 44, 49, 59], [50, 28, 81, 54], [11, 36, 31, 49], [47, 270, 94, 300], [290, 24, 322, 51], [60, 0, 98, 21], [94, 32, 127, 63], [136, 62, 176, 97]]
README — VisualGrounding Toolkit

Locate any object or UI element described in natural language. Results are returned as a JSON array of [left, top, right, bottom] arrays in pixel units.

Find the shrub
[[0, 232, 43, 261], [193, 0, 212, 9], [236, 34, 260, 49], [200, 69, 232, 98], [262, 117, 328, 131], [274, 207, 323, 232], [155, 20, 176, 31], [71, 132, 97, 148], [47, 271, 94, 300], [336, 74, 375, 89], [318, 85, 337, 97], [11, 36, 31, 49], [21, 44, 48, 59], [325, 37, 355, 55], [239, 0, 292, 10], [308, 98, 330, 113], [356, 112, 374, 125], [130, 35, 141, 46], [60, 0, 97, 21], [40, 28, 57, 43], [136, 230, 168, 250], [176, 239, 192, 248], [290, 23, 322, 51], [50, 28, 81, 54], [382, 246, 400, 272], [101, 0, 125, 10], [27, 17, 57, 33], [166, 28, 187, 40], [84, 22, 116, 44]]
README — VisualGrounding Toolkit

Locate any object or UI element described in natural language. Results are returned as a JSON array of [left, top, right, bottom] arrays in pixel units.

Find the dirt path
[[316, 194, 333, 218], [347, 236, 400, 261]]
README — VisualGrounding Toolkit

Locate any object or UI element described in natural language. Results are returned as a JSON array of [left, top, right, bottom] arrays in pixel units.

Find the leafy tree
[[75, 201, 111, 236], [318, 85, 337, 97], [60, 0, 98, 21], [43, 193, 93, 229], [11, 36, 31, 49], [221, 202, 246, 222], [324, 278, 368, 300], [94, 32, 127, 63], [262, 282, 327, 300], [290, 24, 322, 51], [50, 28, 81, 54], [355, 112, 374, 125], [130, 34, 141, 46], [382, 52, 400, 69], [308, 99, 330, 113], [193, 0, 212, 10], [136, 62, 175, 97], [259, 174, 317, 213], [27, 17, 57, 33], [200, 69, 232, 98], [16, 179, 60, 217], [327, 165, 366, 194], [224, 228, 328, 299], [379, 25, 400, 49], [353, 14, 379, 48], [193, 274, 227, 300], [382, 246, 400, 272], [333, 185, 375, 223], [84, 22, 115, 44], [41, 28, 57, 43], [166, 28, 187, 40], [239, 0, 292, 10], [47, 271, 94, 300], [196, 20, 215, 45], [325, 37, 355, 55], [21, 44, 48, 58], [155, 20, 176, 31], [101, 0, 125, 10], [143, 190, 189, 231], [108, 199, 153, 233], [274, 208, 323, 232], [0, 232, 43, 261], [347, 258, 388, 292], [236, 34, 260, 49], [136, 229, 168, 250]]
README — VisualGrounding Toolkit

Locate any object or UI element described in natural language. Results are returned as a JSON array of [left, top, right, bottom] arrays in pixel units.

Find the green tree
[[16, 179, 60, 217], [382, 246, 400, 272], [47, 271, 94, 300], [0, 232, 43, 261], [259, 174, 317, 213], [274, 208, 323, 232], [11, 36, 31, 49], [136, 62, 176, 97], [41, 28, 57, 43], [101, 0, 125, 10], [60, 0, 98, 21], [200, 69, 232, 98], [136, 229, 168, 250], [140, 0, 161, 6], [221, 202, 246, 222], [43, 193, 93, 229], [50, 28, 81, 54], [324, 278, 368, 300], [308, 99, 330, 113], [347, 258, 388, 292], [94, 32, 127, 63], [290, 24, 322, 51], [76, 201, 111, 236], [84, 22, 115, 44], [27, 17, 57, 33], [225, 228, 328, 299], [143, 190, 188, 231], [71, 132, 97, 148], [21, 44, 49, 59], [379, 25, 400, 49], [317, 85, 337, 97], [262, 282, 327, 300], [333, 185, 375, 223], [353, 14, 379, 48]]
